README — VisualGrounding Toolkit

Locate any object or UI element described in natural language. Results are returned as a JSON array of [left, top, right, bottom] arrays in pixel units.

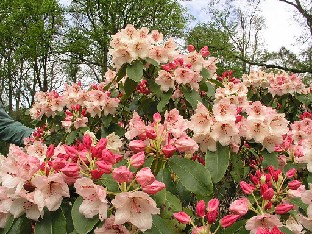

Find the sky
[[59, 0, 304, 53]]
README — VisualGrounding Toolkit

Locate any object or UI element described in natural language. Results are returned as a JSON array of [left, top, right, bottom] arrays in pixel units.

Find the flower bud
[[112, 166, 134, 183], [96, 161, 112, 174], [275, 203, 294, 214], [207, 210, 218, 224], [130, 152, 145, 168], [61, 163, 80, 177], [286, 168, 296, 178], [142, 180, 165, 195], [220, 214, 240, 228], [173, 212, 191, 224], [207, 198, 219, 212], [162, 144, 176, 158], [195, 200, 206, 217], [240, 181, 255, 194], [129, 140, 146, 152], [153, 113, 162, 123], [90, 169, 105, 180], [136, 167, 155, 187], [288, 180, 302, 190], [229, 197, 249, 216], [262, 188, 274, 200], [46, 144, 55, 159], [82, 134, 92, 148], [187, 44, 195, 52]]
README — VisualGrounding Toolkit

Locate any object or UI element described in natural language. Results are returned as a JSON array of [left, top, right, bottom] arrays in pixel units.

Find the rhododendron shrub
[[0, 25, 311, 233]]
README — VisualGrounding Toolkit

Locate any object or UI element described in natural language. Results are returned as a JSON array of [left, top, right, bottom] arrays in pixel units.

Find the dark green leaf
[[144, 215, 176, 234], [181, 86, 202, 109], [7, 216, 31, 234], [205, 145, 230, 183], [65, 130, 78, 145], [169, 156, 213, 198], [200, 68, 211, 80], [261, 150, 279, 168], [127, 60, 144, 82], [98, 174, 119, 193], [104, 63, 127, 90], [0, 215, 14, 234], [34, 209, 66, 234], [124, 77, 138, 96], [147, 79, 162, 97], [157, 92, 172, 112], [280, 227, 295, 234], [71, 197, 99, 234]]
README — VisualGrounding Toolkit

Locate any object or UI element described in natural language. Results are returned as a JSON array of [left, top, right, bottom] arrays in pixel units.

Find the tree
[[64, 0, 189, 82]]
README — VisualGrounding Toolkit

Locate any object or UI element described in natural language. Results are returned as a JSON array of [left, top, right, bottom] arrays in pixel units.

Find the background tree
[[64, 0, 189, 82]]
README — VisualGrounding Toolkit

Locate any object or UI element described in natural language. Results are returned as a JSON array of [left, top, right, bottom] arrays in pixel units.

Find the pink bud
[[46, 144, 55, 159], [196, 200, 206, 217], [82, 134, 92, 148], [146, 129, 157, 139], [200, 46, 210, 57], [240, 181, 255, 194], [207, 198, 219, 212], [262, 188, 274, 200], [61, 163, 80, 177], [129, 140, 146, 152], [162, 144, 176, 158], [90, 169, 105, 180], [288, 180, 302, 190], [161, 64, 171, 71], [51, 157, 67, 171], [142, 180, 165, 194], [187, 44, 195, 52], [207, 210, 218, 224], [136, 167, 155, 187], [229, 197, 249, 216], [220, 214, 240, 228], [101, 149, 115, 164], [95, 161, 112, 174], [130, 152, 145, 168], [153, 113, 162, 123], [275, 203, 294, 214], [96, 138, 107, 151], [173, 212, 191, 224], [112, 166, 134, 183], [286, 168, 296, 178]]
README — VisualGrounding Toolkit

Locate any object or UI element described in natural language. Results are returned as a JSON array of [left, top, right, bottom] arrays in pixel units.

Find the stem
[[251, 192, 264, 214], [213, 224, 221, 234]]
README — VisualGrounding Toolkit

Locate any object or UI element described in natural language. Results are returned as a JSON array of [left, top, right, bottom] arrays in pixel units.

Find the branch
[[235, 55, 312, 74]]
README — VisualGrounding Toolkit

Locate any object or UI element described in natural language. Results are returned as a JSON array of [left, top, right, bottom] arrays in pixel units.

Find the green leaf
[[169, 156, 213, 198], [65, 130, 78, 145], [34, 209, 66, 234], [154, 190, 182, 218], [0, 215, 14, 234], [144, 215, 176, 234], [220, 219, 247, 234], [157, 92, 172, 112], [200, 68, 211, 80], [291, 197, 308, 212], [145, 58, 159, 66], [207, 82, 216, 97], [71, 197, 99, 234], [280, 227, 294, 234], [98, 174, 119, 193], [127, 60, 144, 82], [7, 216, 31, 234], [261, 150, 279, 168], [123, 77, 138, 97], [147, 79, 162, 97], [181, 86, 202, 109], [205, 145, 230, 183], [104, 63, 127, 90], [61, 202, 74, 234]]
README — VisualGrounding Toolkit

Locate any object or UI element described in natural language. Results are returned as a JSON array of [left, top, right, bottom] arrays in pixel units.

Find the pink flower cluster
[[125, 110, 199, 156], [276, 112, 312, 172], [243, 71, 311, 96], [190, 99, 289, 153], [155, 48, 218, 92], [30, 82, 120, 122], [109, 24, 178, 69]]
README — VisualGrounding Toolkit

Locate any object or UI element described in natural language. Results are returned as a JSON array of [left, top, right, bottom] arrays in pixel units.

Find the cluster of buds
[[136, 79, 150, 95], [217, 70, 240, 84]]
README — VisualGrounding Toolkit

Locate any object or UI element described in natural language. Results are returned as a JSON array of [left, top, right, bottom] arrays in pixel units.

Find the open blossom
[[94, 216, 129, 234], [229, 197, 249, 216], [245, 214, 282, 234], [74, 177, 108, 221], [190, 102, 214, 135], [112, 191, 160, 231], [32, 173, 69, 211]]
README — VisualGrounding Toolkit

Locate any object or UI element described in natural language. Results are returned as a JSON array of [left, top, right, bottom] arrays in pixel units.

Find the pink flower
[[130, 152, 145, 168], [32, 173, 69, 211], [220, 214, 240, 228], [74, 177, 108, 221], [196, 200, 206, 217], [174, 136, 199, 154], [61, 162, 80, 178], [136, 167, 155, 187], [112, 191, 160, 231], [187, 45, 195, 52], [173, 211, 191, 224], [286, 168, 296, 178], [288, 180, 302, 190], [240, 181, 255, 194], [245, 214, 282, 234], [207, 210, 218, 224], [161, 144, 176, 158], [262, 188, 274, 200], [112, 166, 134, 184], [229, 197, 249, 216], [142, 180, 165, 195], [94, 216, 129, 234], [275, 203, 294, 214]]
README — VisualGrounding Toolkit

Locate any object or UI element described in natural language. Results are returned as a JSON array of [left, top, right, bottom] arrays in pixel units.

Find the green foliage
[[34, 209, 67, 234]]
